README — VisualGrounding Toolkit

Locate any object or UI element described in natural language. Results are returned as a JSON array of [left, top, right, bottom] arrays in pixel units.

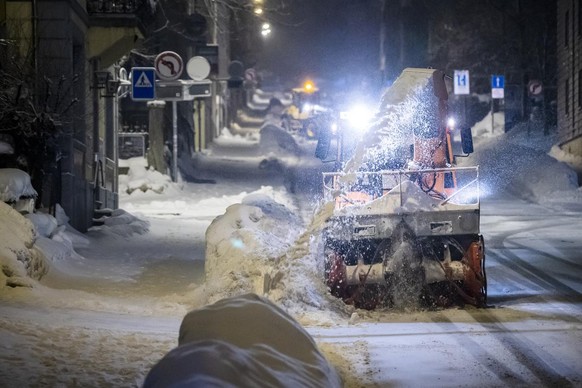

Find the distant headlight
[[331, 122, 338, 134], [447, 117, 456, 129]]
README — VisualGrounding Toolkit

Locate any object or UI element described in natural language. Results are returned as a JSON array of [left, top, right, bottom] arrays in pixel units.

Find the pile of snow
[[259, 124, 300, 155], [0, 168, 37, 203], [119, 157, 179, 195], [28, 206, 89, 265], [90, 208, 149, 238], [464, 122, 582, 206], [550, 144, 582, 175], [202, 194, 302, 303], [470, 110, 506, 139], [201, 188, 347, 322], [213, 127, 259, 145], [144, 294, 341, 387]]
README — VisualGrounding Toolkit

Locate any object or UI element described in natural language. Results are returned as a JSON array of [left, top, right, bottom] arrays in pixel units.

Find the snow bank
[[464, 122, 582, 206], [144, 294, 341, 388], [90, 208, 149, 237], [259, 124, 301, 155], [203, 194, 302, 303], [118, 157, 178, 195], [550, 144, 582, 175], [201, 189, 347, 323], [470, 110, 505, 138]]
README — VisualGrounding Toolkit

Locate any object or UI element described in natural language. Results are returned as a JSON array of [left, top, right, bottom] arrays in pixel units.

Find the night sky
[[259, 0, 382, 92]]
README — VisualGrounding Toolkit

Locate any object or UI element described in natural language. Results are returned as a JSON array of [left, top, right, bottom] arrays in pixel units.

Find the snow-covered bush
[[0, 202, 47, 288]]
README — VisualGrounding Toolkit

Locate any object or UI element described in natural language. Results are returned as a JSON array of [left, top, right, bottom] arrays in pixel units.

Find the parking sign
[[454, 70, 470, 95], [131, 67, 156, 101]]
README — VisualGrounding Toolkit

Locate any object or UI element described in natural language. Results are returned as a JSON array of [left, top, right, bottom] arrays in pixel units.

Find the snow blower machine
[[315, 68, 487, 310]]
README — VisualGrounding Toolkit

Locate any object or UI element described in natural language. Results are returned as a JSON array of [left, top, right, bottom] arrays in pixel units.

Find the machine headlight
[[341, 105, 374, 131]]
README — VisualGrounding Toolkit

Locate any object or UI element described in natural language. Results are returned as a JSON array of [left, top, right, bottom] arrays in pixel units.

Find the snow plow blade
[[321, 167, 487, 310]]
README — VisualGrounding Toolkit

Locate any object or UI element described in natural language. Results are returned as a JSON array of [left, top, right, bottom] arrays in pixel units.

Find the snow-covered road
[[2, 114, 582, 386], [307, 192, 582, 387]]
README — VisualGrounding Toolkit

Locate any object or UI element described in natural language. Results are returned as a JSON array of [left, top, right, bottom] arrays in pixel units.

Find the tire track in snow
[[462, 308, 579, 387], [487, 248, 582, 317]]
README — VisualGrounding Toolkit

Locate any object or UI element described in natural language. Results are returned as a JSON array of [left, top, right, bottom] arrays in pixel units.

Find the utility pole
[[379, 0, 387, 84], [211, 0, 220, 138]]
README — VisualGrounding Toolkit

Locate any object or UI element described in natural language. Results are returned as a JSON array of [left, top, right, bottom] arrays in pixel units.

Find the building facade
[[557, 0, 582, 156], [1, 0, 155, 231]]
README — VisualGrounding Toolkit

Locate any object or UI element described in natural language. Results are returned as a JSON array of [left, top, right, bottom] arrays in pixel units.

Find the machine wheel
[[463, 235, 487, 306]]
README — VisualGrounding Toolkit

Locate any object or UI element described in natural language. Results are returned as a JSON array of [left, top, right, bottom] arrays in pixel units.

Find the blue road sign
[[131, 67, 155, 101], [491, 75, 505, 89]]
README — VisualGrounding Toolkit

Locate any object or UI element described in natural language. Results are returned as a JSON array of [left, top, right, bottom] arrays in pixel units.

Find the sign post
[[491, 75, 505, 133], [491, 75, 505, 99]]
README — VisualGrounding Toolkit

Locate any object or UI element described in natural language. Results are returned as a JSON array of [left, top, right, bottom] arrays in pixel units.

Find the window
[[566, 10, 570, 47], [566, 78, 570, 115]]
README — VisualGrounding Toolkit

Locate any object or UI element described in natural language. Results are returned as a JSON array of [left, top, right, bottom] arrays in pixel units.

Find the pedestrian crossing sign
[[131, 67, 156, 101]]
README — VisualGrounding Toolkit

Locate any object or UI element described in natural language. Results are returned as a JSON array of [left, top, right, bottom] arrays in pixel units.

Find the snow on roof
[[0, 140, 14, 155], [0, 168, 38, 202]]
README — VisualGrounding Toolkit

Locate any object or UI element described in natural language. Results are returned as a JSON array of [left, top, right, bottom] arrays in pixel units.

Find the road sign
[[528, 80, 543, 96], [454, 70, 470, 95], [131, 67, 155, 101], [156, 80, 211, 101], [491, 75, 505, 89], [186, 56, 211, 81], [491, 75, 505, 99], [155, 51, 184, 81]]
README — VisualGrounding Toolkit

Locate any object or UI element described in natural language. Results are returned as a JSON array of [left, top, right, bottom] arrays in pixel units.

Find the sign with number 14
[[454, 70, 470, 95]]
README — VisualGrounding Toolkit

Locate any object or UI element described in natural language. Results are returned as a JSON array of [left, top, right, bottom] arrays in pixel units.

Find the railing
[[322, 166, 480, 210]]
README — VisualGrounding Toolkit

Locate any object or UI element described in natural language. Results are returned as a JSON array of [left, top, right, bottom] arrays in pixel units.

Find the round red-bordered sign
[[528, 80, 543, 96], [155, 51, 184, 81]]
